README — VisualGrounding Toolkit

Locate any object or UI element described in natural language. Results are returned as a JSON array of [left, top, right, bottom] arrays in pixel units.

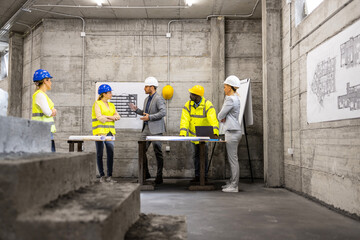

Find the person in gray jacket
[[218, 75, 242, 193], [129, 77, 166, 184]]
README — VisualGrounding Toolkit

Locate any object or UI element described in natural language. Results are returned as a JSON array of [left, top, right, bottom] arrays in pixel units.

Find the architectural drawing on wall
[[340, 34, 360, 69], [95, 82, 146, 129], [338, 83, 360, 111], [110, 94, 137, 118], [310, 57, 336, 105], [307, 19, 360, 123]]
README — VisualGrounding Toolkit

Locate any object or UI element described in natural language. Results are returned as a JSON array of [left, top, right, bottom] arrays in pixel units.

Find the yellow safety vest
[[180, 97, 219, 144], [32, 90, 56, 133], [92, 100, 116, 135]]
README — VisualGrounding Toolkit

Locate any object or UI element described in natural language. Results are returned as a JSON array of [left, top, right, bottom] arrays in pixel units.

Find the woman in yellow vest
[[92, 84, 120, 183], [32, 69, 57, 152]]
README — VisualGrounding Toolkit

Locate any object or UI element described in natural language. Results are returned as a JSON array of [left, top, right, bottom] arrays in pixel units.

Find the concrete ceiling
[[0, 0, 261, 45]]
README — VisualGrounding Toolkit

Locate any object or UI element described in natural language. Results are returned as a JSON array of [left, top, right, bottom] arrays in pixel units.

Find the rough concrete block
[[0, 152, 95, 239], [0, 116, 51, 153], [0, 152, 95, 212], [16, 183, 140, 240]]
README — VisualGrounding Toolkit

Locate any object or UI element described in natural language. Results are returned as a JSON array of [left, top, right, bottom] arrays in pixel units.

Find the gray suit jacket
[[135, 92, 166, 134]]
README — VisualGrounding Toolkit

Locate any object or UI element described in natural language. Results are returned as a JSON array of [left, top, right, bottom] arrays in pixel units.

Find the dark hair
[[35, 79, 45, 87], [231, 86, 237, 92], [97, 93, 105, 101]]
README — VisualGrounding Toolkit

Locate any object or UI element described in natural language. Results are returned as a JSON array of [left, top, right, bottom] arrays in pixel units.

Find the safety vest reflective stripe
[[182, 107, 190, 113], [92, 125, 115, 130], [92, 118, 98, 122], [32, 113, 45, 117], [188, 129, 196, 135]]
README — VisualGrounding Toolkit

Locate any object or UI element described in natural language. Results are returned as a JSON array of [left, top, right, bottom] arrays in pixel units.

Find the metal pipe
[[0, 0, 37, 40], [33, 4, 190, 9], [206, 0, 260, 20], [29, 8, 86, 134]]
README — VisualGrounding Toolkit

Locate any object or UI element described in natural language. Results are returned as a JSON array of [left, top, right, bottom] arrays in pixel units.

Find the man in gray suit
[[129, 77, 166, 184]]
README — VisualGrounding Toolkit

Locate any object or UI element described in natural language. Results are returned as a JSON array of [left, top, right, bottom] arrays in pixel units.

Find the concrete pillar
[[7, 32, 23, 117], [210, 17, 226, 178], [262, 0, 284, 187], [211, 17, 225, 110]]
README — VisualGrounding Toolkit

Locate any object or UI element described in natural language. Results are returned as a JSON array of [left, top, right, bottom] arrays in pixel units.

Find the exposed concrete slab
[[16, 182, 140, 240]]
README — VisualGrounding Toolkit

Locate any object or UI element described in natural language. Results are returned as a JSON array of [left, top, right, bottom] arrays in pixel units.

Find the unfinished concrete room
[[0, 0, 359, 239]]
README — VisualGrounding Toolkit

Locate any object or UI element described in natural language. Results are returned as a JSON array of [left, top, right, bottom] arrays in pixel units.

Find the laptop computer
[[195, 126, 216, 139]]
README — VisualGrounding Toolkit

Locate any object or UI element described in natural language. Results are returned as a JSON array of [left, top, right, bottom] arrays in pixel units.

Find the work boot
[[154, 176, 163, 184], [145, 172, 151, 179], [190, 176, 200, 183]]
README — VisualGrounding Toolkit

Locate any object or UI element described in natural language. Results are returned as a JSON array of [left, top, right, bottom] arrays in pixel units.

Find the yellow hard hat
[[162, 85, 174, 100], [188, 85, 204, 97]]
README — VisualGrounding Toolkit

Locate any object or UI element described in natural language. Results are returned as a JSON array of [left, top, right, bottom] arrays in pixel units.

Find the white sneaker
[[222, 184, 231, 189], [106, 177, 117, 183], [221, 181, 231, 189], [222, 186, 238, 193], [99, 176, 106, 183]]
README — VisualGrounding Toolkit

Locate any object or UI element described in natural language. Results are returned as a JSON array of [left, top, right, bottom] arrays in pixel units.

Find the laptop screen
[[195, 126, 216, 139]]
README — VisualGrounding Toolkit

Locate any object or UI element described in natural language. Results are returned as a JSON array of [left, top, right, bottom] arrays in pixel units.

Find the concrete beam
[[262, 0, 284, 187]]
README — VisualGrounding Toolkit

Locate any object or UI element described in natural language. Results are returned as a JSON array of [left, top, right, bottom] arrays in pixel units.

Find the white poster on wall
[[95, 82, 146, 129], [307, 19, 360, 123]]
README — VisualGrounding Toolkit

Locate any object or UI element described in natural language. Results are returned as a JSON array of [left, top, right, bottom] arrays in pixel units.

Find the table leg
[[69, 142, 74, 152], [199, 141, 205, 186], [77, 142, 83, 152], [138, 141, 146, 185]]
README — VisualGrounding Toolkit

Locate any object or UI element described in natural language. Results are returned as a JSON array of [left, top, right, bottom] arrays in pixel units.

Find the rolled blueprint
[[68, 136, 115, 141]]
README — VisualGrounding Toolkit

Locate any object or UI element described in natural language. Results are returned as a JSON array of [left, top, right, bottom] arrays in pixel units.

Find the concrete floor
[[140, 179, 360, 240]]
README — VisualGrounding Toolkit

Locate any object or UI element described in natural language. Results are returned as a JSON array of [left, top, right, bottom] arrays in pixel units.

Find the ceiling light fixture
[[96, 0, 102, 7], [185, 0, 193, 7]]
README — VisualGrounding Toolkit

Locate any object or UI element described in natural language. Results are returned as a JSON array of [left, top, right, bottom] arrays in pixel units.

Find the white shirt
[[35, 92, 52, 117]]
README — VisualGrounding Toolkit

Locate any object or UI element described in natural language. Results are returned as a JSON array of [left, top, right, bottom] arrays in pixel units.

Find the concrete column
[[210, 17, 226, 179], [211, 17, 225, 110], [7, 32, 23, 117], [262, 0, 284, 187]]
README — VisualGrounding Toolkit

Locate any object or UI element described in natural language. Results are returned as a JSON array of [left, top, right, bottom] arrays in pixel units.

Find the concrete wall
[[21, 18, 263, 179], [225, 20, 263, 178], [282, 0, 360, 216]]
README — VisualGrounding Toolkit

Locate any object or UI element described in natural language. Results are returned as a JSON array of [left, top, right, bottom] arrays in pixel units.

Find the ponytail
[[97, 93, 105, 101]]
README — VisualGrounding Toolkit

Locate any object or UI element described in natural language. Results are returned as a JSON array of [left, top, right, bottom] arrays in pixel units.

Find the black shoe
[[145, 172, 151, 179], [190, 176, 200, 183], [155, 176, 163, 184]]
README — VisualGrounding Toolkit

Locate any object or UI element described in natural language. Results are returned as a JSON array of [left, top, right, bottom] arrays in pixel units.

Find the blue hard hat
[[98, 84, 112, 95], [33, 69, 53, 82]]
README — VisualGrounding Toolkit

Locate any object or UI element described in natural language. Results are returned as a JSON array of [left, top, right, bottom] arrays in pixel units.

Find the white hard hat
[[144, 77, 159, 87], [224, 75, 240, 88]]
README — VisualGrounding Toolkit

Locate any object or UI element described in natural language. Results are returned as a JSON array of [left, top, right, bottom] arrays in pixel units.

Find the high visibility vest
[[180, 97, 219, 144], [92, 100, 116, 135], [32, 90, 56, 133]]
